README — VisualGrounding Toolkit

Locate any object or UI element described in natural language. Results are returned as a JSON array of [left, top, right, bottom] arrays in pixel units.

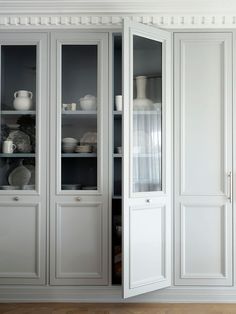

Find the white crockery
[[62, 137, 77, 144], [80, 95, 97, 111], [13, 90, 33, 111]]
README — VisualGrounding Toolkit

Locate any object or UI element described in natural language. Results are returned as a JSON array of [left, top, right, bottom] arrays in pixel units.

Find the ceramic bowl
[[62, 137, 77, 144], [80, 95, 97, 111]]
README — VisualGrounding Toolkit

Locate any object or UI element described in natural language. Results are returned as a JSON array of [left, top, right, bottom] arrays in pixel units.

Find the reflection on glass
[[61, 45, 98, 191], [0, 45, 36, 190], [132, 36, 162, 193]]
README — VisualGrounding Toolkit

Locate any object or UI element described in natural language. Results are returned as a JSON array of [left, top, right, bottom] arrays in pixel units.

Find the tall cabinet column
[[50, 32, 109, 285], [0, 33, 48, 285], [174, 32, 233, 286]]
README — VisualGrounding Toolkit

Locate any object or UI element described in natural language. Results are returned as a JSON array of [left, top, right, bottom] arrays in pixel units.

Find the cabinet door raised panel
[[50, 201, 107, 285], [0, 202, 46, 284], [174, 33, 233, 286]]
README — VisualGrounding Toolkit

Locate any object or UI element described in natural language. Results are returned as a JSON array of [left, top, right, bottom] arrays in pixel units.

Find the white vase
[[133, 76, 153, 110]]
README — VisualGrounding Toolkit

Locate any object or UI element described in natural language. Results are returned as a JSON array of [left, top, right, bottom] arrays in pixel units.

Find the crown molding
[[0, 14, 236, 29]]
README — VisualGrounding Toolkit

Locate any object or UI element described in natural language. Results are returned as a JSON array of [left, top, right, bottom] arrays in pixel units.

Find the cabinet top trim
[[1, 14, 236, 29]]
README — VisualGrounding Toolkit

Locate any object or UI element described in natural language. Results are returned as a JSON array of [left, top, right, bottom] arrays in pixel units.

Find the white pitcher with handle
[[13, 90, 33, 110]]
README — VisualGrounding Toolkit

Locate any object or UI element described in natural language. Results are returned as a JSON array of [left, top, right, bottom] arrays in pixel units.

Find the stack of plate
[[75, 145, 92, 153], [62, 137, 77, 153]]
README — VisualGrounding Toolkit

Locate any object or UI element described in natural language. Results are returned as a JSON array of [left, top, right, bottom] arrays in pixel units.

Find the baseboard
[[1, 286, 236, 303]]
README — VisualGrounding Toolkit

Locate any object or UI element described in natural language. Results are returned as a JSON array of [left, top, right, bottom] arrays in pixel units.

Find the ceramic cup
[[3, 140, 16, 154], [115, 95, 122, 111]]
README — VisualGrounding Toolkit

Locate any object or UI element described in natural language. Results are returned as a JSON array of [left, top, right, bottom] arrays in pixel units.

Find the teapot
[[13, 90, 33, 111]]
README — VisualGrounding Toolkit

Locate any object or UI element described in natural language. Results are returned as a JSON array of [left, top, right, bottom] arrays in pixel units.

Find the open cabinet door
[[122, 19, 171, 298]]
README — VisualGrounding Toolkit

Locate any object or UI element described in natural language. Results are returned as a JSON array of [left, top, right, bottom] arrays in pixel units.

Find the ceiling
[[1, 0, 236, 14]]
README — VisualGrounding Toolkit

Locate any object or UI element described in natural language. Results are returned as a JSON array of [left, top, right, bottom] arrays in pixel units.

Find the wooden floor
[[0, 303, 236, 314]]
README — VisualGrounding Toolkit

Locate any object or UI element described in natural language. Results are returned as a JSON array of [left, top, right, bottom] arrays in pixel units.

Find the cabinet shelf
[[1, 110, 36, 115], [113, 154, 122, 158], [62, 110, 97, 115], [113, 195, 122, 199], [113, 111, 122, 115], [0, 153, 35, 157], [61, 153, 97, 157]]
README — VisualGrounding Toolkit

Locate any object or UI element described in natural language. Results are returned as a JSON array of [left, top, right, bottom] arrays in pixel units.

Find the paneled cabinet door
[[0, 33, 48, 285], [50, 32, 109, 285], [122, 20, 172, 298], [174, 33, 233, 286]]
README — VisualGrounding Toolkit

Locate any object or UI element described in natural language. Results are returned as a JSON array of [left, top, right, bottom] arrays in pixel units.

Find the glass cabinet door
[[122, 20, 171, 298], [0, 44, 37, 191], [132, 36, 162, 193], [61, 44, 98, 191]]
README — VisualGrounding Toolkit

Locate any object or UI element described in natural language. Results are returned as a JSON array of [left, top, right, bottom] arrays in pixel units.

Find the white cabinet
[[49, 32, 109, 285], [0, 33, 48, 285], [174, 32, 233, 286]]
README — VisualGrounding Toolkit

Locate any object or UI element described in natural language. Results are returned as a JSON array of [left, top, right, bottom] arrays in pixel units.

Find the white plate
[[80, 132, 97, 144]]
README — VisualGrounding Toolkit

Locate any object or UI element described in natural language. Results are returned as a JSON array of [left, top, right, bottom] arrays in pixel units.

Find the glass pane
[[61, 45, 98, 191], [0, 45, 36, 191], [132, 36, 162, 193]]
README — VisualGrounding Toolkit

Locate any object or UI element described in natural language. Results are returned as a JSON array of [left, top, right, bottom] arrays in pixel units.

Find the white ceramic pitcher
[[13, 90, 33, 110]]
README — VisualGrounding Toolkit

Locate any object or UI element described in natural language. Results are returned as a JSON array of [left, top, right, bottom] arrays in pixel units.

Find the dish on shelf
[[75, 145, 92, 153], [115, 146, 122, 154], [0, 185, 19, 190], [8, 161, 31, 187], [62, 138, 77, 152], [62, 137, 77, 144], [25, 164, 35, 185], [62, 184, 81, 190], [7, 124, 20, 130], [82, 186, 97, 190], [80, 132, 97, 145], [8, 130, 32, 153], [22, 185, 35, 190], [79, 95, 97, 111]]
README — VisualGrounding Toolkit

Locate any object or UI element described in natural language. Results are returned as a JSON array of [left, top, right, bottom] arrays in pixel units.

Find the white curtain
[[133, 109, 162, 192]]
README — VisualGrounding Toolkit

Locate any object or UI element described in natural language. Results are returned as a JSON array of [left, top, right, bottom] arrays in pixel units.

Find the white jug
[[13, 90, 33, 111]]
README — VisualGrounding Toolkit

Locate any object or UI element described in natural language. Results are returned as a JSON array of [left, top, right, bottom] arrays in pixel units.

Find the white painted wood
[[0, 202, 46, 285], [122, 20, 171, 298], [50, 202, 107, 285], [0, 32, 48, 285], [174, 32, 233, 286], [50, 32, 109, 285], [1, 14, 236, 29], [1, 0, 236, 16]]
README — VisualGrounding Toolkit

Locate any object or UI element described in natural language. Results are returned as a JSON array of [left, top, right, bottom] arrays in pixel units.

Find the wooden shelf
[[0, 153, 35, 157], [62, 153, 97, 157]]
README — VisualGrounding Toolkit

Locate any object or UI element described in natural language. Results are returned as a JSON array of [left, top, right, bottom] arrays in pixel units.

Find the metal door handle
[[227, 172, 232, 203]]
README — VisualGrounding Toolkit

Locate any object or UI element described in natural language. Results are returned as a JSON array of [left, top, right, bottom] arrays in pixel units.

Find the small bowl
[[62, 137, 77, 144], [115, 146, 122, 154]]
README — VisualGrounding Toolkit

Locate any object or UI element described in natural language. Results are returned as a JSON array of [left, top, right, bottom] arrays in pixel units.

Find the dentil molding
[[1, 0, 236, 28], [1, 14, 236, 29]]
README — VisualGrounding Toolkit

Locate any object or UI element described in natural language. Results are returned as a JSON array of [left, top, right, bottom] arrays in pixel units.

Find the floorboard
[[0, 303, 236, 314]]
